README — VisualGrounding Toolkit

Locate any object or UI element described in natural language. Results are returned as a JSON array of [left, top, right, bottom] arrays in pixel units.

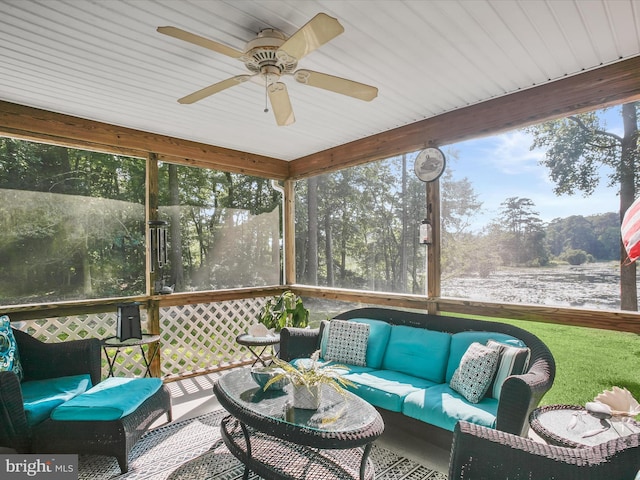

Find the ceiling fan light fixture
[[260, 65, 281, 85], [158, 12, 377, 126]]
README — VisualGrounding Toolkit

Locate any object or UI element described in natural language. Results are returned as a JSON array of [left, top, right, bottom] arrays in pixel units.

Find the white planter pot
[[292, 384, 321, 410]]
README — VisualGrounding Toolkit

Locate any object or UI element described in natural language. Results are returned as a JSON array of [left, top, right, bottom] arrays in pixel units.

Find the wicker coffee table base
[[221, 416, 375, 480]]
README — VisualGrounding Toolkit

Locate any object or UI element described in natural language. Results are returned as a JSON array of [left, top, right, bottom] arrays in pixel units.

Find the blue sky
[[443, 106, 623, 232]]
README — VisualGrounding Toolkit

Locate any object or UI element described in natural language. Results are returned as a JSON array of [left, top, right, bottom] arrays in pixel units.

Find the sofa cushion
[[348, 319, 392, 368], [324, 319, 370, 366], [382, 326, 451, 383], [0, 316, 23, 381], [486, 339, 531, 399], [343, 369, 438, 412], [403, 383, 499, 431], [22, 374, 92, 426], [450, 342, 500, 403], [51, 377, 163, 421], [446, 331, 526, 382]]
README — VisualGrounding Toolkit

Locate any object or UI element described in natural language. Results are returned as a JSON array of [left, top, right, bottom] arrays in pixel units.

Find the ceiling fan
[[157, 13, 378, 126]]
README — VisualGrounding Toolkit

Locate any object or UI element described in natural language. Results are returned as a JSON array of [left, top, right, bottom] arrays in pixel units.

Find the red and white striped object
[[621, 197, 640, 263]]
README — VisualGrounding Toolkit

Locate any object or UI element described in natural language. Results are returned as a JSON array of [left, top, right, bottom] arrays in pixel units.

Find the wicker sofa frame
[[279, 307, 556, 438], [449, 420, 640, 479]]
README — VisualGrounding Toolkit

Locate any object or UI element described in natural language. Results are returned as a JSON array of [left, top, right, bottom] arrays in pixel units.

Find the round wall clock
[[414, 147, 446, 182]]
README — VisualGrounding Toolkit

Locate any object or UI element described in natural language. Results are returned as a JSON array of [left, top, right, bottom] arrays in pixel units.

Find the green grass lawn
[[485, 317, 640, 407]]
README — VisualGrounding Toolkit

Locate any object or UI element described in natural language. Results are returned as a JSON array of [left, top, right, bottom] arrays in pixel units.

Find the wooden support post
[[284, 179, 296, 285], [426, 180, 441, 314], [146, 154, 162, 378]]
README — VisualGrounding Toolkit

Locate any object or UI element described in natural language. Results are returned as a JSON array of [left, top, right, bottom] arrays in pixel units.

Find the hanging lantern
[[420, 219, 432, 245], [117, 302, 142, 341]]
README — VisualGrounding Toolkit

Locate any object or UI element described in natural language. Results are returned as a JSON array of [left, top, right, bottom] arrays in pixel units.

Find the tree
[[439, 165, 486, 279], [526, 102, 639, 310], [494, 197, 548, 266]]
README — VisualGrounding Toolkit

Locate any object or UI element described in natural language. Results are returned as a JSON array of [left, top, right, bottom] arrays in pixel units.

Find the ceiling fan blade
[[278, 13, 344, 62], [294, 70, 378, 101], [178, 75, 253, 104], [268, 82, 295, 126], [157, 26, 243, 59]]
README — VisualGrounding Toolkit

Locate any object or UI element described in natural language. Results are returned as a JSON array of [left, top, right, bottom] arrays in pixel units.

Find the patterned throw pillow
[[486, 339, 531, 400], [324, 319, 370, 367], [0, 315, 23, 381], [450, 342, 500, 403]]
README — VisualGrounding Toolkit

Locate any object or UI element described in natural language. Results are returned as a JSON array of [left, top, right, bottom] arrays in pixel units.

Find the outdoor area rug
[[78, 409, 447, 480]]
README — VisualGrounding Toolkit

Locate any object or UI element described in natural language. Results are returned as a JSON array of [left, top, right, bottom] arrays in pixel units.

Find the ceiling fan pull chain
[[264, 79, 269, 113]]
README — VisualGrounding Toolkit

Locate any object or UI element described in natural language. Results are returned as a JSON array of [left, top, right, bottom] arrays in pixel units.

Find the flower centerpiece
[[264, 350, 353, 410]]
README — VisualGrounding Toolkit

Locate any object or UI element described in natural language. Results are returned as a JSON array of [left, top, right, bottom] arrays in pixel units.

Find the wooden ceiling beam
[[0, 100, 289, 180], [288, 56, 640, 179]]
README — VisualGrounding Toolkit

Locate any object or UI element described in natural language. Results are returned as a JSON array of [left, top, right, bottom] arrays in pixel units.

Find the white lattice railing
[[15, 297, 269, 379], [159, 298, 267, 378]]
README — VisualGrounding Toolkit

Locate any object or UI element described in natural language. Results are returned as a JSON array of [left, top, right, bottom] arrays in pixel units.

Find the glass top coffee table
[[213, 368, 384, 480]]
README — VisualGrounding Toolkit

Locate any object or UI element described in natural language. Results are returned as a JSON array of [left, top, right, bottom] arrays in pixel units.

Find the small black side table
[[530, 404, 640, 448], [102, 334, 161, 377], [236, 333, 280, 367]]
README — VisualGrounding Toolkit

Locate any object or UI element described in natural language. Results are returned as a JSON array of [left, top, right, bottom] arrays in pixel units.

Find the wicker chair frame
[[0, 328, 171, 473], [0, 328, 102, 452], [449, 420, 640, 479]]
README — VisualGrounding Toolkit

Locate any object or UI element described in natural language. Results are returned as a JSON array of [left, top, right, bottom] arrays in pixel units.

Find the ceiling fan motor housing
[[241, 29, 297, 77]]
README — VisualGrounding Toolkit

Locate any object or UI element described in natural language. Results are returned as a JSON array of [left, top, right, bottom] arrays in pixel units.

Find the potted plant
[[265, 350, 354, 410], [258, 290, 309, 332]]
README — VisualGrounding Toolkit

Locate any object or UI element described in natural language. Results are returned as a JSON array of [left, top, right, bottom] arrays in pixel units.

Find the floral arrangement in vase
[[264, 350, 353, 410]]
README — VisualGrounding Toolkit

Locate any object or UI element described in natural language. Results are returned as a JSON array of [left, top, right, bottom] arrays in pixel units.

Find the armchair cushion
[[21, 374, 92, 426], [51, 377, 163, 421], [0, 316, 23, 381]]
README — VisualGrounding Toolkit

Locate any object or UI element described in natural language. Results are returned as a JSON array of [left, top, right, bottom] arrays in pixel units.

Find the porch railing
[[14, 297, 269, 380]]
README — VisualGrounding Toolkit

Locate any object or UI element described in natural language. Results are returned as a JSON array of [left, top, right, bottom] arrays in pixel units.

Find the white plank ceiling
[[1, 0, 639, 161]]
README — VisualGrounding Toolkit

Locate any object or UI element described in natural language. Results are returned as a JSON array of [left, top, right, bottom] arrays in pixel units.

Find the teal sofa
[[279, 307, 555, 437]]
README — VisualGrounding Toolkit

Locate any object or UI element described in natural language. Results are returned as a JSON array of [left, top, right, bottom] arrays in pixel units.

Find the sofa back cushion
[[445, 331, 526, 383], [348, 318, 392, 368], [382, 325, 451, 382]]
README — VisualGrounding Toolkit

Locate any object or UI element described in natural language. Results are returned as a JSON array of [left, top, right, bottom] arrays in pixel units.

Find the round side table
[[530, 404, 640, 448], [102, 334, 161, 377], [236, 333, 280, 367]]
